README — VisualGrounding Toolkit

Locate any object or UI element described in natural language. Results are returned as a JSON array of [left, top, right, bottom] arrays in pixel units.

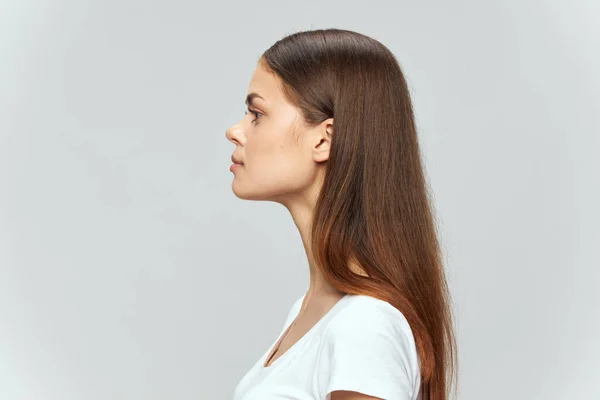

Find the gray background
[[1, 0, 598, 399]]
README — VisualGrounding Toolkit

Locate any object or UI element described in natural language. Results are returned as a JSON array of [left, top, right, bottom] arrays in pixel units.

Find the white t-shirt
[[233, 292, 422, 400]]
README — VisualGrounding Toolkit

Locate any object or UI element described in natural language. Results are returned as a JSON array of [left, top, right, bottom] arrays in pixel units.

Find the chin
[[231, 182, 284, 203], [231, 182, 262, 201]]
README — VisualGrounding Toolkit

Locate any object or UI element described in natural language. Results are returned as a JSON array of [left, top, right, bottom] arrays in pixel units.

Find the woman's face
[[226, 61, 332, 205]]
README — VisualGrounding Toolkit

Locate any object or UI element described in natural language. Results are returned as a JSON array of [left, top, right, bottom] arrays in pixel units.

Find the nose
[[226, 123, 245, 146]]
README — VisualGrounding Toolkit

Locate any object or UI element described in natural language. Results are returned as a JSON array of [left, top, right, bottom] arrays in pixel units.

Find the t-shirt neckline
[[261, 293, 350, 371]]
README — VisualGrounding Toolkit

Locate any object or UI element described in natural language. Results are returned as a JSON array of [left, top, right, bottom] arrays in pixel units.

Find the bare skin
[[226, 61, 375, 400]]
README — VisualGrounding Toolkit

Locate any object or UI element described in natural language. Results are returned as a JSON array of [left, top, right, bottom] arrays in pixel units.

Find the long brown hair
[[260, 28, 458, 400]]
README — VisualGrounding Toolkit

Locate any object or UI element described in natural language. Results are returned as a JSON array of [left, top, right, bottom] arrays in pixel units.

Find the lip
[[230, 163, 243, 172], [231, 155, 244, 165]]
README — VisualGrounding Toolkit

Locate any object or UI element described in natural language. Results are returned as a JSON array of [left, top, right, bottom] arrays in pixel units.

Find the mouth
[[230, 162, 243, 172]]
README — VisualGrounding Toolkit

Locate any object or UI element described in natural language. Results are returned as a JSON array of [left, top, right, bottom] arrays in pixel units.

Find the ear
[[312, 118, 334, 163]]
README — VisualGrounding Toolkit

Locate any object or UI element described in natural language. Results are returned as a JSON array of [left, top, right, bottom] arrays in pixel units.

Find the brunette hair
[[260, 28, 458, 400]]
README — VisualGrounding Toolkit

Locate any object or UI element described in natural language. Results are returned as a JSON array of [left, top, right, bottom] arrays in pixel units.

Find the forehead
[[246, 63, 285, 107]]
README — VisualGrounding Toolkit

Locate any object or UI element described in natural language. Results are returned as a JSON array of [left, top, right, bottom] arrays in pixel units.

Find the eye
[[245, 108, 263, 124]]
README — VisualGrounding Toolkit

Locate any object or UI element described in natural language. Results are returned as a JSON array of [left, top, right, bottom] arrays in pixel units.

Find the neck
[[281, 186, 345, 302]]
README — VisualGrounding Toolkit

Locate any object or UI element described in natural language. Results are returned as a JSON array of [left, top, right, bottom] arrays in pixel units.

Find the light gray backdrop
[[1, 0, 598, 399]]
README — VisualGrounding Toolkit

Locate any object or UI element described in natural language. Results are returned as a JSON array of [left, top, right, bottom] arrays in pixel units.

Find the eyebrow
[[245, 92, 266, 107]]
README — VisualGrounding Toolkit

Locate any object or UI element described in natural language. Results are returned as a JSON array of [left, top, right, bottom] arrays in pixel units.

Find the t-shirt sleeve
[[317, 300, 420, 400]]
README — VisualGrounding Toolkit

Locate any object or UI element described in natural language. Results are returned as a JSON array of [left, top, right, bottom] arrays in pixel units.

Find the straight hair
[[260, 28, 458, 400]]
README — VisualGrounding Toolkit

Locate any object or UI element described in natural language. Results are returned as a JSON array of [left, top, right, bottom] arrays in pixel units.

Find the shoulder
[[321, 294, 416, 354], [317, 295, 420, 400], [326, 294, 413, 335]]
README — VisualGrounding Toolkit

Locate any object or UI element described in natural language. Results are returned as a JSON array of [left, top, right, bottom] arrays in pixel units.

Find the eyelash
[[245, 108, 263, 124]]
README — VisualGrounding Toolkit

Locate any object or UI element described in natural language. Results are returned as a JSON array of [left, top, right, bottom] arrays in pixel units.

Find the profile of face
[[226, 61, 333, 206]]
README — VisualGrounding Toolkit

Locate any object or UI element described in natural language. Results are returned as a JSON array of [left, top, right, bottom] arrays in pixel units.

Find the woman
[[226, 28, 457, 400]]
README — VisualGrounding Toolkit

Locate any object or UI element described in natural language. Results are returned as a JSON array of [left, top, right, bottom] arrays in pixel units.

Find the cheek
[[245, 136, 276, 168], [246, 139, 305, 182], [246, 130, 287, 165], [243, 121, 314, 187]]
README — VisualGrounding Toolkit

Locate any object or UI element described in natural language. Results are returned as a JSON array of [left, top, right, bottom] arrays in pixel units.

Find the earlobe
[[314, 129, 332, 163], [312, 118, 333, 163]]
